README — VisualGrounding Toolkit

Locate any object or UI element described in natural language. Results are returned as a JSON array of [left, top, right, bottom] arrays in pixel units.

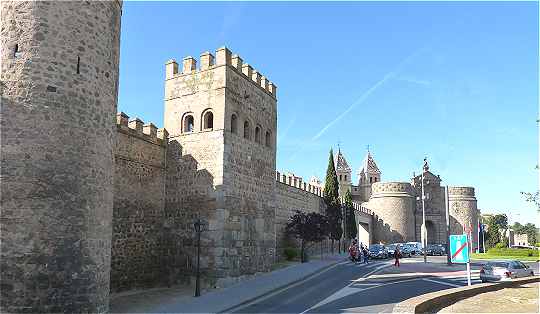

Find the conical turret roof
[[357, 151, 381, 176], [335, 149, 351, 173]]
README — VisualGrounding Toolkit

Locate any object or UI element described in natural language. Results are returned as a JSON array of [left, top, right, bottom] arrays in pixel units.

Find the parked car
[[426, 244, 445, 256], [388, 243, 411, 258], [395, 243, 412, 257], [480, 260, 535, 283], [403, 243, 422, 256], [387, 244, 397, 256], [369, 244, 388, 259]]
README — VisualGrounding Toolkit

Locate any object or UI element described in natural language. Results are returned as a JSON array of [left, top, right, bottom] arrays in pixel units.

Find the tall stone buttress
[[1, 1, 122, 312]]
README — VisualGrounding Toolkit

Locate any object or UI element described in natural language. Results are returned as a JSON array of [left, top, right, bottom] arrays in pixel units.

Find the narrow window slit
[[77, 56, 80, 74], [14, 44, 20, 58]]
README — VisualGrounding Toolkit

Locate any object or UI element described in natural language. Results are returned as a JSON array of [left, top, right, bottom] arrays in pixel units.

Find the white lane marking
[[352, 264, 391, 282], [422, 278, 461, 288], [300, 263, 392, 314], [302, 277, 422, 313], [224, 261, 344, 313]]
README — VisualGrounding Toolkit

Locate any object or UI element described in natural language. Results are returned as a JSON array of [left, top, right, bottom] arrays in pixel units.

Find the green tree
[[322, 148, 342, 253], [485, 214, 509, 249], [323, 149, 339, 206], [286, 210, 329, 263], [344, 189, 357, 240]]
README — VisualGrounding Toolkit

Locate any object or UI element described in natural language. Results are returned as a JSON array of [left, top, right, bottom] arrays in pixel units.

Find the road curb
[[392, 276, 540, 313], [219, 257, 347, 313]]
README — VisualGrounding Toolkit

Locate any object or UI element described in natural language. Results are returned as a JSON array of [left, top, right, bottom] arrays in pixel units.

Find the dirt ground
[[439, 282, 539, 313]]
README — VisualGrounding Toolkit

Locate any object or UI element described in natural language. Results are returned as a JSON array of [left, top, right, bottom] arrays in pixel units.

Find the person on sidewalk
[[348, 241, 356, 262], [394, 246, 401, 267], [363, 245, 369, 264]]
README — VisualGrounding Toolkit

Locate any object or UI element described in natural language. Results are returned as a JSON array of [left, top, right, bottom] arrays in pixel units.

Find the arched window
[[231, 114, 238, 134], [369, 177, 372, 183], [340, 174, 342, 181], [265, 131, 271, 147], [183, 114, 194, 133], [255, 126, 261, 143], [202, 110, 213, 130], [345, 175, 347, 181], [243, 121, 250, 139]]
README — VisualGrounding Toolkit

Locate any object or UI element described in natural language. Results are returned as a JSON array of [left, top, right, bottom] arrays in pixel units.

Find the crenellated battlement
[[350, 201, 372, 216], [165, 47, 277, 99], [116, 112, 168, 146], [275, 171, 323, 197]]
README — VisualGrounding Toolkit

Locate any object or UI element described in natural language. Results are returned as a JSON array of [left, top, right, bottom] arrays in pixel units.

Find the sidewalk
[[438, 282, 539, 313], [110, 253, 347, 313]]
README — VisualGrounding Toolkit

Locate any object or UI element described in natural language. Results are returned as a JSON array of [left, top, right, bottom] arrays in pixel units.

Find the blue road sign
[[450, 234, 469, 263]]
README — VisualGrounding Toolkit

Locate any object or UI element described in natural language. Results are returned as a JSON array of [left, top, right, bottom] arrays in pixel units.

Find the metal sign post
[[444, 186, 451, 265], [450, 234, 471, 286]]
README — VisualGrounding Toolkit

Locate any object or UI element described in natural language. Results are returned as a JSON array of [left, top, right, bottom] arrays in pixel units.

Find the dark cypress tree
[[323, 149, 339, 206], [323, 148, 341, 253], [344, 189, 357, 240]]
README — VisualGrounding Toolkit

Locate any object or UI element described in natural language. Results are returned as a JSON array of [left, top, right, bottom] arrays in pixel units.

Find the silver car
[[480, 260, 535, 282]]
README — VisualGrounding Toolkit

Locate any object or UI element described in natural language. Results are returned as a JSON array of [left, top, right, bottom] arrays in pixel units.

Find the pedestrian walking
[[363, 245, 369, 264], [394, 246, 401, 267]]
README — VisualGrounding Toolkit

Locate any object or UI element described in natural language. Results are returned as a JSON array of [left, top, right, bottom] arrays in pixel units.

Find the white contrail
[[287, 47, 429, 163], [311, 48, 427, 141], [312, 70, 395, 141], [394, 76, 431, 86]]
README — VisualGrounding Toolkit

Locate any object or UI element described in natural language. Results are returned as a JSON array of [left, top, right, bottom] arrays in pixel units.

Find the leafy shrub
[[284, 247, 299, 261], [495, 243, 506, 249]]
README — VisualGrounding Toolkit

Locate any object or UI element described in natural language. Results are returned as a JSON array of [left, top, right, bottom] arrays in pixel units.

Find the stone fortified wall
[[274, 171, 325, 257], [366, 182, 416, 244], [110, 113, 184, 292], [0, 1, 121, 312]]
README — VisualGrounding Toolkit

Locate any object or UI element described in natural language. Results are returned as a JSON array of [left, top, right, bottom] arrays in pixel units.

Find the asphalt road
[[231, 256, 538, 314]]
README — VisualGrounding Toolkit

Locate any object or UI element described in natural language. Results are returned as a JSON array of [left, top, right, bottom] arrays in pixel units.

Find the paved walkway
[[438, 282, 539, 313], [110, 253, 347, 313]]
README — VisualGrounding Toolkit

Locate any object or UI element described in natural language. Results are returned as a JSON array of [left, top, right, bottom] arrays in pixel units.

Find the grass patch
[[471, 253, 540, 261]]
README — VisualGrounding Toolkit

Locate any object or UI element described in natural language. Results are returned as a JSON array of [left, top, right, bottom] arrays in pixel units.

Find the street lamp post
[[194, 218, 203, 297], [421, 170, 427, 263], [421, 157, 429, 263]]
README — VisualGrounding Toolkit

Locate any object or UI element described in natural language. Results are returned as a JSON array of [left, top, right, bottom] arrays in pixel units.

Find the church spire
[[357, 149, 381, 185]]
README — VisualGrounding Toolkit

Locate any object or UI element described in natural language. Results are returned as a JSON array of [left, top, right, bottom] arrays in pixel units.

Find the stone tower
[[449, 187, 479, 248], [367, 182, 416, 243], [357, 150, 381, 201], [411, 166, 446, 244], [335, 148, 352, 198], [163, 47, 278, 287], [1, 1, 122, 312]]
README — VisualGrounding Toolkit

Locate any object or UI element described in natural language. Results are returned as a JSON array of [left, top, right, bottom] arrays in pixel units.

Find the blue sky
[[118, 1, 539, 224]]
